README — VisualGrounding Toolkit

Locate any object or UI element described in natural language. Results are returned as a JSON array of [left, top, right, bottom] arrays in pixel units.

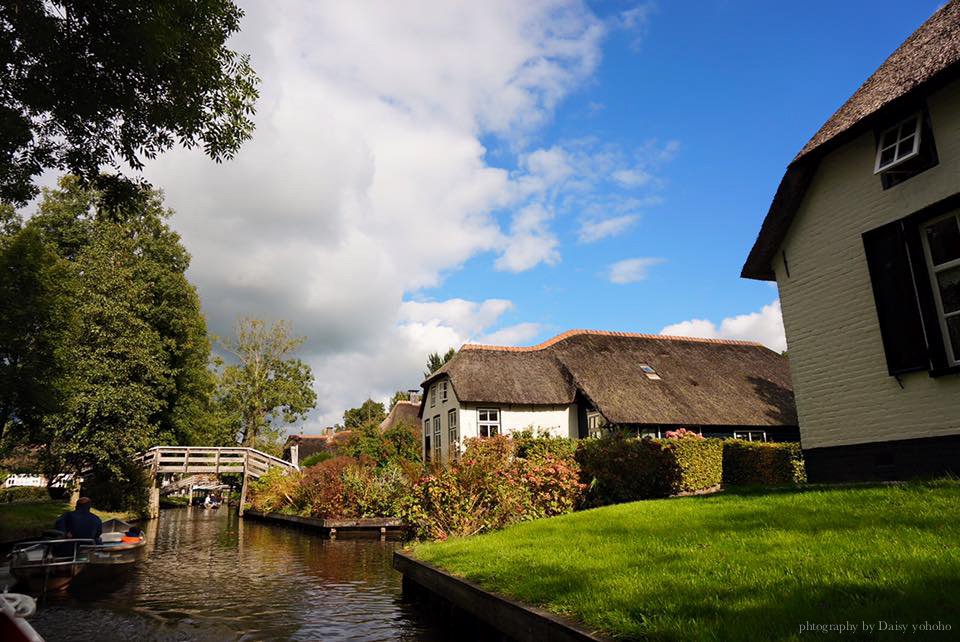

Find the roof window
[[875, 114, 921, 173], [639, 364, 661, 380]]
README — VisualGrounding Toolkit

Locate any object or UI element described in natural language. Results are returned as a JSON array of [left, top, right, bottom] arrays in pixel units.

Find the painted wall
[[421, 376, 580, 464], [774, 80, 960, 449]]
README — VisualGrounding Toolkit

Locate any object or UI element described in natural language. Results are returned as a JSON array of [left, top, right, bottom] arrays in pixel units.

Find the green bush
[[671, 437, 723, 493], [722, 440, 806, 486], [0, 486, 49, 503], [300, 451, 332, 468], [576, 433, 723, 506], [512, 429, 577, 461]]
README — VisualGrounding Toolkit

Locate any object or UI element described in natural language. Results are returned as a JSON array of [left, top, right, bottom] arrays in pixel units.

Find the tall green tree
[[424, 348, 456, 377], [213, 318, 316, 451], [0, 177, 216, 508], [0, 0, 259, 206], [0, 212, 70, 446], [343, 398, 386, 429]]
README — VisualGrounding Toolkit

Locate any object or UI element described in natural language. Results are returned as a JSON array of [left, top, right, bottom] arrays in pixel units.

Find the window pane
[[899, 117, 918, 137], [879, 146, 896, 167], [896, 136, 915, 159], [881, 128, 899, 149], [937, 265, 960, 314], [926, 217, 960, 266], [947, 316, 960, 363]]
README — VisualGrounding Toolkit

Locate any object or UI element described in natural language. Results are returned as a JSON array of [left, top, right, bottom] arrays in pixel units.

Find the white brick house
[[419, 329, 798, 465], [742, 3, 960, 480]]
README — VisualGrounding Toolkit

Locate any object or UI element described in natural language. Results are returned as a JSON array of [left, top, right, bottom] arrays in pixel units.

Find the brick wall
[[775, 81, 960, 449]]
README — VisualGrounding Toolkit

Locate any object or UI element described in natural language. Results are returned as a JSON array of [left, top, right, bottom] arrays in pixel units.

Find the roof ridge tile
[[461, 329, 764, 352]]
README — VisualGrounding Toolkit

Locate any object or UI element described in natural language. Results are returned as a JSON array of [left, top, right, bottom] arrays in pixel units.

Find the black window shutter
[[862, 221, 929, 375]]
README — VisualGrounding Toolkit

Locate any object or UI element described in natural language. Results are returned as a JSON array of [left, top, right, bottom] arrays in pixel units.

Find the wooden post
[[238, 450, 249, 517], [147, 450, 161, 520]]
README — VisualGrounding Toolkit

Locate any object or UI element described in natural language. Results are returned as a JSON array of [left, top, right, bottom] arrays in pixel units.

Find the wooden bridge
[[142, 447, 298, 518]]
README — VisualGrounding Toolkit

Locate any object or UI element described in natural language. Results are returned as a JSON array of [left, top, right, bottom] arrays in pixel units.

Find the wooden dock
[[243, 510, 405, 539]]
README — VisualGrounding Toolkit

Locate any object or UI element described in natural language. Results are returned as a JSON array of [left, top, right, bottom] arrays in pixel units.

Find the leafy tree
[[214, 318, 316, 449], [0, 0, 259, 206], [343, 398, 386, 429], [424, 348, 456, 377], [0, 216, 70, 446], [0, 177, 217, 509], [342, 420, 421, 467], [388, 390, 414, 411]]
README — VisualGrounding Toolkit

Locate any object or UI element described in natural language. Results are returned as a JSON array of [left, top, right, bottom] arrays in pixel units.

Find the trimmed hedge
[[722, 440, 806, 486], [576, 434, 723, 506], [0, 487, 49, 503]]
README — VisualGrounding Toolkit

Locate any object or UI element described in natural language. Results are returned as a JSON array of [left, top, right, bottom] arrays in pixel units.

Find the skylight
[[639, 364, 661, 380]]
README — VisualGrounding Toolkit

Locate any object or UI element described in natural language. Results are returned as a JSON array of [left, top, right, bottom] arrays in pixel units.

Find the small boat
[[8, 538, 92, 592], [8, 520, 146, 592]]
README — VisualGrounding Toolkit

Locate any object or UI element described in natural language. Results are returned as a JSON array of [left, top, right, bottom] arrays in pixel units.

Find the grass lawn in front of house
[[412, 481, 960, 640]]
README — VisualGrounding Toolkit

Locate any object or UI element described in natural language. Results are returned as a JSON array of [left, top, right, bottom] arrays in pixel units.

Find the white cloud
[[578, 214, 640, 242], [659, 299, 787, 352], [495, 203, 561, 272], [139, 0, 608, 428], [477, 322, 543, 346], [607, 257, 664, 284], [611, 168, 652, 187]]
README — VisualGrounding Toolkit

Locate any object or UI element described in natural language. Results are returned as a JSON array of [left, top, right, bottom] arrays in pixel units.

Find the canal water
[[28, 508, 460, 641]]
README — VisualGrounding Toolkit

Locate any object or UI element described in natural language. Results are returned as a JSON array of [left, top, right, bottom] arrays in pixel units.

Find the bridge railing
[[141, 446, 297, 478]]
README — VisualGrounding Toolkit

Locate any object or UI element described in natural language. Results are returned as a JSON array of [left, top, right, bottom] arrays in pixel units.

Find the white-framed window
[[478, 408, 500, 437], [921, 211, 960, 365], [734, 430, 767, 442], [587, 411, 605, 437], [433, 416, 442, 458], [430, 384, 436, 407], [441, 381, 448, 402], [447, 409, 458, 459], [875, 113, 922, 173]]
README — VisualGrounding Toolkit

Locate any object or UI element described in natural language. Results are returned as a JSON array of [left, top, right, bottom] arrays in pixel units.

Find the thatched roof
[[380, 400, 422, 433], [743, 1, 960, 280], [283, 431, 351, 459], [423, 330, 796, 427]]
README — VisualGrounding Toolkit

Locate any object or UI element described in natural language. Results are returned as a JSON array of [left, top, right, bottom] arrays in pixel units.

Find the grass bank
[[412, 481, 960, 640], [0, 501, 135, 542]]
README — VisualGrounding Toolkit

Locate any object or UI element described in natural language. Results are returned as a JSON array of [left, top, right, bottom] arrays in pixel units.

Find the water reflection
[[29, 507, 452, 641]]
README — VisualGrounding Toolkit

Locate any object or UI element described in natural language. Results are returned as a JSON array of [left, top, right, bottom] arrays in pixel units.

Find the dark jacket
[[55, 506, 103, 543]]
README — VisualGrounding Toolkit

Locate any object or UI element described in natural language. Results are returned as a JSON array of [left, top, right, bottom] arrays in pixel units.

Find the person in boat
[[121, 526, 143, 543], [54, 497, 103, 544], [203, 494, 212, 508]]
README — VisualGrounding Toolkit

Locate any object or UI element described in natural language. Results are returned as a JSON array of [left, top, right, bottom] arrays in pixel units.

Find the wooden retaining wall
[[393, 551, 609, 642], [242, 510, 404, 539]]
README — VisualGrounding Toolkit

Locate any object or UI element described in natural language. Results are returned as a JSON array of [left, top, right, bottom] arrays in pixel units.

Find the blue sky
[[143, 1, 943, 425], [425, 1, 941, 340]]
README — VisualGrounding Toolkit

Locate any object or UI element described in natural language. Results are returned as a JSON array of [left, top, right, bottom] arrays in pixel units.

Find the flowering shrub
[[400, 434, 584, 540], [250, 431, 585, 540], [664, 428, 703, 440]]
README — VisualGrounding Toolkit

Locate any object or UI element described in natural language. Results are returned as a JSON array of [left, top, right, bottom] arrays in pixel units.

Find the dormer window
[[875, 114, 921, 173], [873, 109, 938, 189]]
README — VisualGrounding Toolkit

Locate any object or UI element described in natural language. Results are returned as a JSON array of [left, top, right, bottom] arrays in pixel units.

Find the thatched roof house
[[740, 2, 960, 482], [282, 430, 351, 465], [417, 330, 797, 463], [379, 399, 423, 435]]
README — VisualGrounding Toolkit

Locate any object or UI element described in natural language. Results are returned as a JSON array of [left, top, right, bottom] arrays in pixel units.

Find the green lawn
[[0, 501, 135, 542], [412, 481, 960, 641]]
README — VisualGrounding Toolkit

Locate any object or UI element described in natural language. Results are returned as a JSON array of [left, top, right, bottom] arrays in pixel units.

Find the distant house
[[379, 399, 423, 436], [742, 3, 960, 481], [418, 330, 798, 464], [283, 430, 351, 466]]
